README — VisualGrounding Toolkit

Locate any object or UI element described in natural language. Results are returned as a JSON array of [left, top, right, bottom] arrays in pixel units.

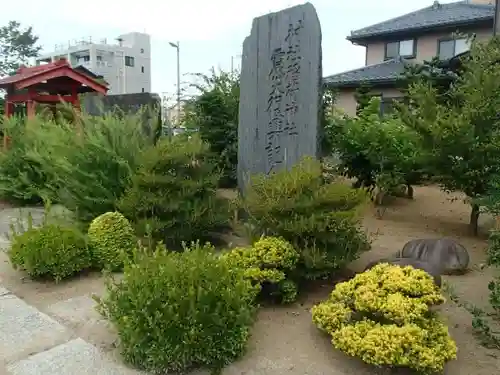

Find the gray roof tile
[[324, 58, 407, 87], [349, 1, 493, 41]]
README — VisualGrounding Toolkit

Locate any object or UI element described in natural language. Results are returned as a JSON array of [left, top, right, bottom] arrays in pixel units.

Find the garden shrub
[[0, 115, 56, 204], [95, 241, 256, 374], [221, 236, 300, 303], [239, 157, 370, 280], [182, 69, 239, 188], [487, 230, 500, 315], [8, 220, 91, 282], [325, 99, 426, 197], [25, 111, 157, 223], [118, 135, 230, 247], [311, 263, 457, 374], [88, 211, 135, 271]]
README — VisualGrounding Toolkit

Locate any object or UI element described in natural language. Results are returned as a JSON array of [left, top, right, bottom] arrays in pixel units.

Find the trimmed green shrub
[[312, 263, 457, 374], [238, 157, 370, 280], [95, 241, 257, 374], [8, 222, 91, 282], [88, 211, 135, 271], [221, 236, 300, 303], [118, 135, 230, 247]]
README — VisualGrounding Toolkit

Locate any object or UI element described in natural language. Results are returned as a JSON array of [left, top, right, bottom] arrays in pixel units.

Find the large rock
[[237, 2, 322, 192], [396, 238, 470, 275], [364, 258, 442, 287]]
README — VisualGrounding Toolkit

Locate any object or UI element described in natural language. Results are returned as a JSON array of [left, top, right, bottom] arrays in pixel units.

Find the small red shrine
[[0, 59, 108, 118]]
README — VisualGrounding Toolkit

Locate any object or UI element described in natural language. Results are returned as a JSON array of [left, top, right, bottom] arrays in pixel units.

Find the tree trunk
[[469, 203, 480, 236], [406, 184, 414, 199]]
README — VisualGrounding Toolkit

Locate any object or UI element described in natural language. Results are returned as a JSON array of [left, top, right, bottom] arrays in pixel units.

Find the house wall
[[365, 27, 492, 66], [334, 25, 493, 116], [335, 87, 403, 117]]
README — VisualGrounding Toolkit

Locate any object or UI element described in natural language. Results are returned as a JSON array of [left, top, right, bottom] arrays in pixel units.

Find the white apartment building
[[36, 32, 152, 95]]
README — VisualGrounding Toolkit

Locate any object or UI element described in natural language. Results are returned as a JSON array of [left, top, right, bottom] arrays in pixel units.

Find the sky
[[1, 0, 459, 104]]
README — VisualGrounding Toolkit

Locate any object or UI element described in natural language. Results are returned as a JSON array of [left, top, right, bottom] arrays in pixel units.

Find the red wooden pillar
[[71, 87, 80, 112], [4, 98, 14, 117], [26, 89, 36, 118]]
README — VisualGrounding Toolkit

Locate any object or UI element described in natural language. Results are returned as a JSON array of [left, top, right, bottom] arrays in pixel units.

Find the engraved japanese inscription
[[238, 3, 322, 191], [265, 20, 303, 174]]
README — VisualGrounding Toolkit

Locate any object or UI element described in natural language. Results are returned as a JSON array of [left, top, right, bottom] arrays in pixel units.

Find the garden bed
[[0, 185, 499, 374]]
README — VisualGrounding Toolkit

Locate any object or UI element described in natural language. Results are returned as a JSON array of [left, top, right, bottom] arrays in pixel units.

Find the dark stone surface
[[398, 237, 470, 275], [81, 93, 162, 137], [237, 2, 322, 191]]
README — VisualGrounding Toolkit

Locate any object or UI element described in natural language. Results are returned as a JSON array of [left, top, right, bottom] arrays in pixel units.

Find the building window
[[140, 48, 144, 53], [438, 38, 470, 60], [142, 88, 145, 92], [125, 56, 135, 67], [384, 39, 416, 60], [96, 55, 102, 61], [141, 66, 144, 73]]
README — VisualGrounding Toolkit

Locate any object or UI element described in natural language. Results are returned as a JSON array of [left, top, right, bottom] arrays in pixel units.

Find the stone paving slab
[[7, 338, 145, 375], [0, 295, 70, 363], [46, 295, 118, 350]]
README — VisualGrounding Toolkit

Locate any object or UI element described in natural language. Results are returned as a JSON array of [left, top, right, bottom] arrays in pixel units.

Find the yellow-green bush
[[311, 263, 457, 374], [88, 211, 135, 271], [221, 236, 300, 303], [9, 224, 91, 282], [238, 157, 370, 280], [96, 241, 256, 374]]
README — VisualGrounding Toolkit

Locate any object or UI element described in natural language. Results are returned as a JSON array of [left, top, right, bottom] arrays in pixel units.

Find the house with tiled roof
[[325, 0, 495, 116]]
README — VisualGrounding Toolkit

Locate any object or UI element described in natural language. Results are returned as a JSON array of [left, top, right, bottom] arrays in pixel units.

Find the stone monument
[[237, 2, 322, 191]]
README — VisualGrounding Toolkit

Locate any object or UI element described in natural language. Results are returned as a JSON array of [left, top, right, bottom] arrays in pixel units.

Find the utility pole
[[231, 54, 242, 73], [169, 41, 181, 127], [495, 0, 500, 36]]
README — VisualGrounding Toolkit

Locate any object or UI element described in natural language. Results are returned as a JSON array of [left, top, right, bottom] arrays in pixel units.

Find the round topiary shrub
[[8, 224, 92, 282], [311, 263, 457, 374], [221, 236, 300, 303], [95, 242, 257, 374], [88, 211, 135, 271]]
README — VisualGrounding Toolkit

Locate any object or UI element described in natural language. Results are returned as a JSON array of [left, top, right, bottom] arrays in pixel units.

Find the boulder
[[396, 238, 470, 275], [364, 257, 442, 287]]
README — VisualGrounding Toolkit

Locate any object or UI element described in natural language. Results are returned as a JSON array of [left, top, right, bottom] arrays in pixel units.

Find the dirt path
[[0, 185, 499, 374]]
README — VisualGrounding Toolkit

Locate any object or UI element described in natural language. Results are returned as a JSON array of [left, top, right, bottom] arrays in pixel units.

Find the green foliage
[[95, 242, 256, 374], [399, 37, 500, 233], [398, 56, 458, 107], [88, 211, 136, 271], [221, 236, 300, 303], [487, 231, 500, 268], [182, 69, 239, 187], [354, 83, 373, 116], [118, 135, 230, 247], [0, 116, 55, 204], [22, 111, 156, 223], [238, 157, 370, 280], [312, 263, 456, 374], [326, 98, 426, 194], [0, 20, 41, 76], [8, 218, 91, 282]]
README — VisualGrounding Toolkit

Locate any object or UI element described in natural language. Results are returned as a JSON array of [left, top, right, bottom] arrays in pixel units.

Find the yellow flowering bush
[[221, 236, 299, 303], [311, 263, 457, 374]]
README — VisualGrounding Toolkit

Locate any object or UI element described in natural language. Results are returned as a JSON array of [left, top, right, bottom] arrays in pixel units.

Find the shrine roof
[[0, 60, 108, 94]]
